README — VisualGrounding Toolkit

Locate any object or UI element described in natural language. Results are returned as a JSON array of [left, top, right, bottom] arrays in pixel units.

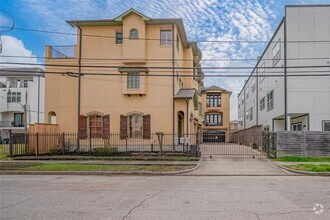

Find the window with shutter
[[143, 114, 151, 139], [120, 115, 128, 139], [102, 114, 110, 139], [79, 115, 87, 139]]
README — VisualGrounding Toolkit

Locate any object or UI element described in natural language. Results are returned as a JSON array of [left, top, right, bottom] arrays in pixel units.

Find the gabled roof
[[66, 8, 193, 49], [114, 8, 150, 21], [201, 85, 231, 94]]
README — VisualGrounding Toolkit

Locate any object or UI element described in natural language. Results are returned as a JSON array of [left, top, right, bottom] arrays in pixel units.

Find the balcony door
[[14, 113, 24, 127]]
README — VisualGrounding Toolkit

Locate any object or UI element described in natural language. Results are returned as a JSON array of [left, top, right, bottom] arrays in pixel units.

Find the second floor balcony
[[0, 121, 24, 128]]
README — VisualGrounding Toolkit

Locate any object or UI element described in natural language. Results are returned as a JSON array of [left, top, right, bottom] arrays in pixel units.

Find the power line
[[2, 61, 330, 70], [2, 69, 330, 77], [1, 54, 330, 62], [4, 25, 330, 44]]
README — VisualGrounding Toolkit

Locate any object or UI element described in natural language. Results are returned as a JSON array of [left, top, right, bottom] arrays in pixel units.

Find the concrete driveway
[[186, 143, 291, 176]]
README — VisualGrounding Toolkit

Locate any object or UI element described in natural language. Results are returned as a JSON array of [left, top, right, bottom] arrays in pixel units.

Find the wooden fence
[[277, 131, 330, 157], [231, 125, 263, 147]]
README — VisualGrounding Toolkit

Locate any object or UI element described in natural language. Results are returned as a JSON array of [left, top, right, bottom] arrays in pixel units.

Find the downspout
[[284, 15, 288, 131], [172, 23, 175, 148], [76, 22, 83, 150], [37, 72, 40, 123], [256, 67, 258, 126], [186, 98, 189, 134], [243, 85, 246, 129]]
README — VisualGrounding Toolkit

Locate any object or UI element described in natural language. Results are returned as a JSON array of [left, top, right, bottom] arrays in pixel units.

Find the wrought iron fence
[[262, 132, 277, 158], [1, 131, 200, 157]]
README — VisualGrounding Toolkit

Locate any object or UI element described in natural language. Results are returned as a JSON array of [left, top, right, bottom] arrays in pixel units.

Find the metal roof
[[174, 89, 196, 99], [0, 67, 45, 77]]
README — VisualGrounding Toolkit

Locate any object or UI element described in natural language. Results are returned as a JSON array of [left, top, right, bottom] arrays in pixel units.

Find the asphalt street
[[0, 175, 329, 220]]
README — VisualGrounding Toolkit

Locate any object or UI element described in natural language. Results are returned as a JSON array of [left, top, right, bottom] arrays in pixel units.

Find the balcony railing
[[8, 81, 28, 88], [0, 121, 24, 127], [50, 46, 75, 58], [204, 122, 223, 126]]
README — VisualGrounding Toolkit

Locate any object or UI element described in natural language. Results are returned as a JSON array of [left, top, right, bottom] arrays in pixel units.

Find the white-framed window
[[7, 91, 21, 103], [323, 121, 330, 131], [249, 107, 253, 121], [129, 29, 139, 39], [264, 125, 270, 131], [260, 97, 265, 111], [252, 78, 256, 93], [23, 80, 28, 88], [160, 30, 173, 45], [246, 87, 249, 100], [176, 34, 180, 52], [267, 90, 274, 111], [128, 114, 143, 138], [260, 62, 265, 83], [205, 114, 222, 126], [127, 72, 140, 89], [115, 31, 123, 44], [272, 39, 281, 66], [239, 116, 243, 126], [291, 123, 302, 131]]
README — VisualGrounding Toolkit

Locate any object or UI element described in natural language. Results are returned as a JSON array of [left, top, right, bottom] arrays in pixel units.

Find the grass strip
[[1, 163, 189, 172], [276, 156, 330, 162], [286, 164, 330, 172]]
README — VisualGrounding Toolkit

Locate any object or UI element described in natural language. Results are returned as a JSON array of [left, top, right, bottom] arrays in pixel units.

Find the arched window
[[88, 115, 102, 137], [128, 114, 143, 138], [129, 28, 139, 39], [48, 111, 56, 124]]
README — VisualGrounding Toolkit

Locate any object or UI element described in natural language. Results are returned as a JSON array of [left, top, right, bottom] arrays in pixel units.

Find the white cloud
[[18, 0, 282, 120], [0, 35, 39, 67]]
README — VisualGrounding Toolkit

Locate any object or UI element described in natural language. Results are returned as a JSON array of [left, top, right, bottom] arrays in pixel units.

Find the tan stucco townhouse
[[44, 9, 230, 141]]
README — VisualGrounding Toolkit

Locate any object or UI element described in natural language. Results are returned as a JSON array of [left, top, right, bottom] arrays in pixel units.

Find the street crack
[[122, 190, 162, 220]]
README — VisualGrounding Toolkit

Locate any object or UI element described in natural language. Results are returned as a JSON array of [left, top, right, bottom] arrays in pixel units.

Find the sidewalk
[[1, 159, 198, 166]]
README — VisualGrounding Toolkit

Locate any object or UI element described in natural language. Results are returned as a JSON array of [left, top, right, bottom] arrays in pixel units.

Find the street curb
[[278, 165, 330, 176], [0, 164, 200, 176]]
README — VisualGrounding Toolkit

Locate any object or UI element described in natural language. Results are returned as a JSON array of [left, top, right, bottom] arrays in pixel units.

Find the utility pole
[[76, 22, 83, 151]]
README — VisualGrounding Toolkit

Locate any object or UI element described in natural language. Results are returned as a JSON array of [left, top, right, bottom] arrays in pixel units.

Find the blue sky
[[1, 0, 330, 119]]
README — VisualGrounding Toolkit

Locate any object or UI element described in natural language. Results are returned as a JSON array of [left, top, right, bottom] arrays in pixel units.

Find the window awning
[[174, 89, 196, 99]]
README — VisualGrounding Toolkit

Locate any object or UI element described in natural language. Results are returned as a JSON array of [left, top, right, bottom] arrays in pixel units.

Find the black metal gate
[[0, 130, 27, 157], [200, 131, 266, 158]]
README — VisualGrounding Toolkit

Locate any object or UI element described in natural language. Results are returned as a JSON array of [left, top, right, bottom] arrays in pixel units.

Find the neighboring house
[[0, 68, 45, 138], [230, 120, 239, 133], [44, 9, 205, 138], [238, 5, 330, 132], [201, 86, 231, 142]]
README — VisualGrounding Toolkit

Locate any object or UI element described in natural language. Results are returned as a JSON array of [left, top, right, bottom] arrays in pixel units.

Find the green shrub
[[49, 149, 62, 155], [93, 147, 118, 156], [251, 142, 259, 149]]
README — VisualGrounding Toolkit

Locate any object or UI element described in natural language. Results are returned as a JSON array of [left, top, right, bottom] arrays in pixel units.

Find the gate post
[[9, 130, 13, 157], [62, 132, 65, 155], [36, 132, 39, 156]]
